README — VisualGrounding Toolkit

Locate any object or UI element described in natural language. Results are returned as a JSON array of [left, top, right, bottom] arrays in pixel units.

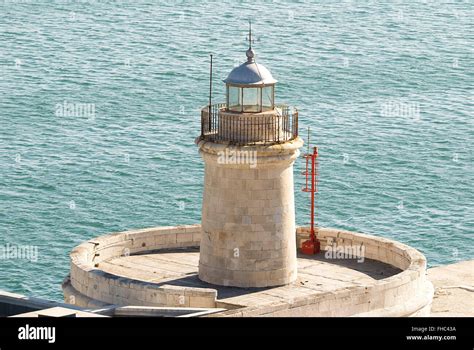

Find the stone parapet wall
[[64, 225, 217, 308], [212, 227, 432, 317], [63, 224, 433, 317]]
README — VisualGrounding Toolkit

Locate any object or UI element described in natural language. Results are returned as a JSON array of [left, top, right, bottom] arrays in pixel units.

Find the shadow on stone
[[297, 252, 402, 280]]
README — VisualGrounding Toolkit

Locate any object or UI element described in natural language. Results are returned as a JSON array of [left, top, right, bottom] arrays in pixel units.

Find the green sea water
[[0, 1, 472, 301]]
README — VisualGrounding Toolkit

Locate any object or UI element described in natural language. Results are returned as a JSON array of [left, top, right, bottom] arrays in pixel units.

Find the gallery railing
[[200, 103, 298, 145]]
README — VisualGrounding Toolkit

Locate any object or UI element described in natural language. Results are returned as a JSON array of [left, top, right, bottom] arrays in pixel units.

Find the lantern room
[[200, 23, 298, 146], [224, 47, 277, 113]]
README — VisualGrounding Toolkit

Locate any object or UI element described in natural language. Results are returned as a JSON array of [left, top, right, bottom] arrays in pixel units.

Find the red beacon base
[[301, 237, 321, 255]]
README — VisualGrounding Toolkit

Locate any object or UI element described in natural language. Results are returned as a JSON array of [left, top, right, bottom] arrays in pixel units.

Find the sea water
[[0, 1, 472, 300]]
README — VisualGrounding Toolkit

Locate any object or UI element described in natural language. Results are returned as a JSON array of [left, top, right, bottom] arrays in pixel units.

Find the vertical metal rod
[[265, 114, 267, 142], [310, 146, 317, 242], [246, 115, 248, 143], [249, 19, 252, 49], [277, 113, 280, 142], [201, 109, 203, 138], [226, 85, 229, 112], [305, 156, 309, 192], [307, 126, 310, 154], [218, 105, 221, 140], [213, 105, 216, 139], [295, 110, 298, 137], [208, 54, 213, 132], [272, 86, 275, 110]]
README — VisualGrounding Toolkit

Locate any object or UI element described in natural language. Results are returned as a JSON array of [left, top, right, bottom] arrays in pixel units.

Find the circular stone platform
[[62, 225, 434, 317]]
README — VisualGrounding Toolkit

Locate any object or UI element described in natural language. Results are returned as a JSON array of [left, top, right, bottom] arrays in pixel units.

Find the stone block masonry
[[197, 137, 304, 287]]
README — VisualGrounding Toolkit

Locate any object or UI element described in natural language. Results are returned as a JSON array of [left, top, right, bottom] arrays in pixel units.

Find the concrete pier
[[428, 260, 474, 317]]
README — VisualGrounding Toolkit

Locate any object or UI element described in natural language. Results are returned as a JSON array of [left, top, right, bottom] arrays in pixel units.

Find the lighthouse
[[62, 25, 434, 319], [197, 27, 303, 287]]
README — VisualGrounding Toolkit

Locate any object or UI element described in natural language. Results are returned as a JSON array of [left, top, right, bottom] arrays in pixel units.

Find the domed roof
[[224, 48, 277, 86]]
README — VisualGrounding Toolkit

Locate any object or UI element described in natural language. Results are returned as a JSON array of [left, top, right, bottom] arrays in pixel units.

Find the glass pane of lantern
[[243, 87, 260, 112], [228, 86, 241, 112], [262, 86, 274, 111]]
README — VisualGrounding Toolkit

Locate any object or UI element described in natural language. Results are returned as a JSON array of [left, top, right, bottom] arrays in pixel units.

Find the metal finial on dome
[[246, 47, 255, 62], [246, 19, 255, 62], [224, 21, 277, 86]]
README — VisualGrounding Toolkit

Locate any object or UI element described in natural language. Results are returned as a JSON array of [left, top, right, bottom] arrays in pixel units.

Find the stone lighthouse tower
[[197, 29, 303, 288]]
